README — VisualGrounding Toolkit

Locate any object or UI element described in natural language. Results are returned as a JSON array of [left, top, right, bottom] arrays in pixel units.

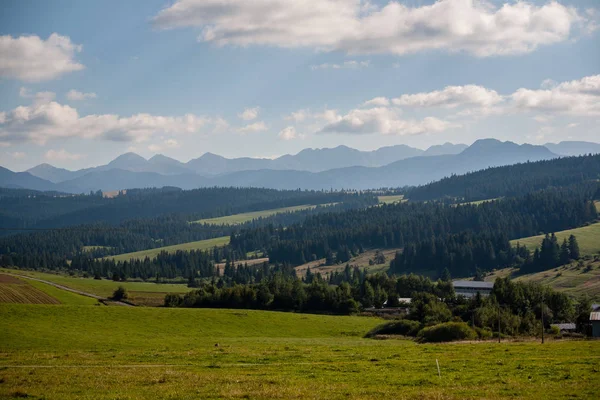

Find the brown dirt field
[[0, 274, 24, 284], [0, 274, 61, 304]]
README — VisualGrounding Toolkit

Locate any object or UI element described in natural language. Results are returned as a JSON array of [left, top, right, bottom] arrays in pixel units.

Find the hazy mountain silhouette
[[3, 139, 563, 193]]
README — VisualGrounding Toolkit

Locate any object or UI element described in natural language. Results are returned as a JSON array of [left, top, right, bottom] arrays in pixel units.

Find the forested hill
[[407, 153, 600, 202], [230, 183, 599, 277], [0, 187, 376, 229]]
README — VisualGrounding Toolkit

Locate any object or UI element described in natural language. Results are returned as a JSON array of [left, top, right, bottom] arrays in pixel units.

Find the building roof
[[452, 280, 494, 289], [551, 323, 576, 330], [590, 312, 600, 321]]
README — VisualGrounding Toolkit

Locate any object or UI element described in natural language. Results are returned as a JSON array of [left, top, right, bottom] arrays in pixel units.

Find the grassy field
[[295, 248, 400, 277], [1, 305, 599, 399], [378, 195, 405, 204], [510, 222, 600, 257], [0, 269, 192, 307], [192, 204, 322, 225], [486, 259, 600, 301], [105, 236, 230, 263]]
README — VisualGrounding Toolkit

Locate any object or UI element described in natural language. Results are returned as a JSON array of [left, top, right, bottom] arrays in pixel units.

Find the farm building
[[550, 323, 576, 333], [452, 280, 494, 298], [591, 312, 600, 338]]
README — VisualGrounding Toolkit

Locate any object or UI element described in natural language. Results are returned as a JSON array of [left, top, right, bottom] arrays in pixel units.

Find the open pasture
[[105, 235, 230, 262], [510, 221, 600, 257], [191, 204, 322, 225], [378, 195, 405, 204], [1, 305, 599, 399], [0, 269, 192, 307], [486, 259, 600, 301]]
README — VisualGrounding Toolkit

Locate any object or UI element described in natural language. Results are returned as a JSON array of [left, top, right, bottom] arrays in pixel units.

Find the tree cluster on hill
[[406, 154, 600, 202], [0, 186, 376, 230], [167, 266, 585, 338], [519, 234, 581, 274], [230, 184, 598, 276]]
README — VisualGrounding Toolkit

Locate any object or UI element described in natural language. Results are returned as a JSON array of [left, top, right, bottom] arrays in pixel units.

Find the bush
[[474, 327, 493, 340], [365, 319, 421, 338], [416, 322, 477, 343], [164, 293, 182, 307], [111, 286, 128, 301]]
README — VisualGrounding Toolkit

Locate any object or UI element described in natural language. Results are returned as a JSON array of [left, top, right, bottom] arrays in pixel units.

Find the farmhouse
[[591, 312, 600, 338], [452, 280, 494, 298]]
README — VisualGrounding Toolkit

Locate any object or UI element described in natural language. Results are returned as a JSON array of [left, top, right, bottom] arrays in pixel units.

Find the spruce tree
[[568, 235, 581, 260]]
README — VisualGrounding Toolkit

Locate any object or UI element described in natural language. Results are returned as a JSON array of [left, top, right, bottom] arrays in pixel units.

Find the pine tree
[[559, 239, 571, 265], [568, 235, 581, 260]]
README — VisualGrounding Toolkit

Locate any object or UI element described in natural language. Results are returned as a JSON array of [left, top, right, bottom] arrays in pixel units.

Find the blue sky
[[0, 0, 599, 171]]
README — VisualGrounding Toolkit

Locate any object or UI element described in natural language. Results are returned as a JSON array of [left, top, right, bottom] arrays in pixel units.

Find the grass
[[378, 195, 405, 204], [1, 305, 599, 399], [25, 279, 100, 306], [0, 269, 192, 307], [510, 221, 600, 257], [486, 258, 600, 301], [192, 204, 324, 225], [105, 236, 230, 262], [296, 248, 400, 277], [0, 274, 59, 305]]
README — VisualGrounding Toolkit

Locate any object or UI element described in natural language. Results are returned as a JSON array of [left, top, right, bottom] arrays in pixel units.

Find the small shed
[[550, 323, 576, 333], [591, 312, 600, 338]]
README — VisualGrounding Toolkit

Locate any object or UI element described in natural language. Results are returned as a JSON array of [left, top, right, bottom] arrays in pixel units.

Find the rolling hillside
[[105, 236, 231, 262]]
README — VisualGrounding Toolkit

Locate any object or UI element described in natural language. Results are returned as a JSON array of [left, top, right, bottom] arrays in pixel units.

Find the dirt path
[[4, 273, 133, 307]]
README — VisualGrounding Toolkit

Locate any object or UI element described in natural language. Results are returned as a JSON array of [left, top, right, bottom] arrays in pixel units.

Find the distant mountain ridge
[[25, 143, 451, 181], [0, 139, 572, 193]]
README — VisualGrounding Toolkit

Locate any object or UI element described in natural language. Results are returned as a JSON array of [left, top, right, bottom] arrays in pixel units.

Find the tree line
[[406, 153, 600, 202]]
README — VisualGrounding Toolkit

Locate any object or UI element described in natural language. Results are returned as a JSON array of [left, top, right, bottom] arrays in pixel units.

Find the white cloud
[[66, 89, 97, 101], [0, 33, 84, 82], [278, 126, 303, 140], [566, 123, 579, 129], [0, 101, 212, 145], [149, 138, 181, 152], [153, 0, 595, 57], [320, 107, 458, 135], [19, 87, 56, 105], [212, 117, 230, 133], [533, 115, 553, 123], [285, 109, 310, 123], [310, 60, 370, 70], [511, 75, 600, 116], [239, 107, 260, 121], [45, 149, 84, 161], [238, 121, 267, 134], [8, 151, 26, 159], [392, 85, 503, 108], [363, 97, 390, 107]]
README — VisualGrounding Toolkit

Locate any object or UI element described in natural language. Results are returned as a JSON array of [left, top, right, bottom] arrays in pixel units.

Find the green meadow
[[192, 204, 322, 225], [510, 221, 600, 257], [105, 236, 230, 262], [0, 269, 192, 307], [1, 304, 599, 399], [378, 195, 405, 204]]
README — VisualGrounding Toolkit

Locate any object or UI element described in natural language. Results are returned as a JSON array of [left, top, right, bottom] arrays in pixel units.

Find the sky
[[0, 0, 599, 171]]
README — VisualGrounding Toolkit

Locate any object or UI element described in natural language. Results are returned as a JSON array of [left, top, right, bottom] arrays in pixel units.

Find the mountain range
[[2, 140, 598, 193]]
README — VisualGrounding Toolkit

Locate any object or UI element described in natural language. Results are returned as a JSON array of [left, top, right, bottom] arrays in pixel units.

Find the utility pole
[[498, 304, 501, 343], [541, 293, 545, 344]]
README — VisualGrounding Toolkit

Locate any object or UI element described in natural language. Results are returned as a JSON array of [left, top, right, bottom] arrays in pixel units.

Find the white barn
[[453, 280, 494, 298]]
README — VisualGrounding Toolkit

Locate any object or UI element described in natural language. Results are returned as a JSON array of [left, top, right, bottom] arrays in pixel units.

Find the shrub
[[164, 293, 182, 307], [474, 327, 493, 340], [417, 322, 477, 343], [365, 319, 421, 338], [111, 286, 128, 301]]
